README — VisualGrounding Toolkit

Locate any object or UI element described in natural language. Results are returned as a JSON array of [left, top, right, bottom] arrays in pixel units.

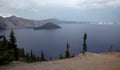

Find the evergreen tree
[[19, 48, 25, 58], [25, 52, 30, 62], [0, 36, 13, 65], [33, 54, 36, 61], [30, 50, 36, 62], [3, 36, 8, 48], [40, 50, 45, 61], [9, 29, 19, 60], [65, 42, 70, 58], [59, 54, 63, 59], [30, 50, 33, 60], [25, 50, 37, 62], [9, 29, 16, 48], [83, 33, 87, 55]]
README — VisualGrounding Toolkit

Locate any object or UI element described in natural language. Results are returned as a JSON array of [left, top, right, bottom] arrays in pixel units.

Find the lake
[[0, 24, 120, 60]]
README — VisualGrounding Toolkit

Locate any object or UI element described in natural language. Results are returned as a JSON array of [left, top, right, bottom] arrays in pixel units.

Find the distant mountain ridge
[[0, 15, 119, 30], [0, 16, 35, 30], [0, 16, 79, 30], [0, 16, 16, 30], [0, 16, 62, 30]]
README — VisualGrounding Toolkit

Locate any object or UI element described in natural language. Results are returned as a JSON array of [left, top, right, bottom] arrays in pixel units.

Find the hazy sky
[[0, 0, 120, 21]]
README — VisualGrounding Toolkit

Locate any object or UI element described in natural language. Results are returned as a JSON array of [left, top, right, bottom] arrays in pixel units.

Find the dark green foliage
[[18, 48, 25, 58], [0, 36, 13, 65], [40, 50, 45, 61], [24, 50, 46, 62], [30, 50, 37, 61], [25, 53, 30, 62], [30, 50, 33, 61], [65, 42, 70, 58], [24, 50, 37, 62], [9, 29, 19, 60], [59, 54, 63, 59], [33, 54, 37, 61], [0, 30, 26, 65], [0, 30, 41, 64], [83, 33, 87, 55]]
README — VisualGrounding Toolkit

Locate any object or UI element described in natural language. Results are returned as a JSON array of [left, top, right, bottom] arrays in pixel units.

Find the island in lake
[[33, 22, 61, 30]]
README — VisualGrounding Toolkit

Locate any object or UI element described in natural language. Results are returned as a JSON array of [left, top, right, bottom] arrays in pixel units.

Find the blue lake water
[[0, 24, 120, 59]]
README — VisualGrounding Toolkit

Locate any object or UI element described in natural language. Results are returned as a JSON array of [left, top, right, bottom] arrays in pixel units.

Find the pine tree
[[0, 36, 13, 65], [20, 48, 25, 58], [25, 53, 30, 62], [40, 50, 45, 61], [59, 54, 63, 59], [33, 54, 36, 61], [83, 33, 87, 55], [30, 50, 33, 58], [65, 42, 70, 58], [9, 29, 19, 60], [30, 50, 35, 62], [3, 36, 8, 49]]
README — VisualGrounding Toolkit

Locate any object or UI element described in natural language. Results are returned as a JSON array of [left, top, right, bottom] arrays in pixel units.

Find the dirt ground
[[0, 51, 120, 70]]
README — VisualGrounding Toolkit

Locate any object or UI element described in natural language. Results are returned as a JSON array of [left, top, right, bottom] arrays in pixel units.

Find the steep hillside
[[0, 16, 36, 30], [0, 16, 16, 30], [0, 16, 60, 30]]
